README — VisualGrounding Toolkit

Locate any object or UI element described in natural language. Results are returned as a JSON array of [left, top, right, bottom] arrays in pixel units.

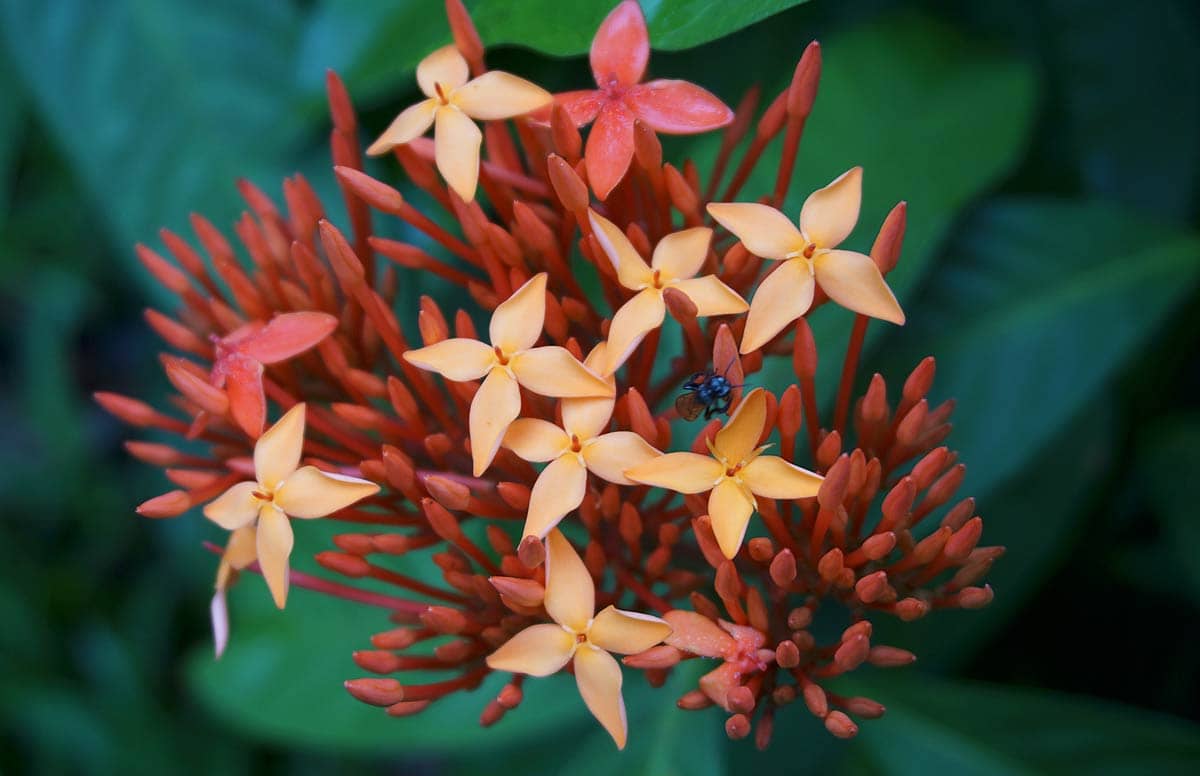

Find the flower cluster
[[102, 0, 1000, 751]]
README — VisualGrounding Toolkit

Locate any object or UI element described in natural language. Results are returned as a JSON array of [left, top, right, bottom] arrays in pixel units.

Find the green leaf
[[849, 676, 1200, 775], [1139, 413, 1200, 603], [300, 0, 811, 103]]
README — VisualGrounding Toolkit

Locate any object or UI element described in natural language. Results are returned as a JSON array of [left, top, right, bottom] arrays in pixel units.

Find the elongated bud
[[335, 166, 404, 212], [825, 711, 859, 739], [870, 201, 907, 274], [787, 41, 821, 117], [769, 549, 797, 587], [136, 490, 191, 518], [868, 645, 917, 667], [547, 155, 588, 213], [488, 576, 545, 608], [344, 678, 404, 706]]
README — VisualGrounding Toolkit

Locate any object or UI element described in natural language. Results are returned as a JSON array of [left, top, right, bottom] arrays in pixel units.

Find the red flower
[[557, 0, 734, 199]]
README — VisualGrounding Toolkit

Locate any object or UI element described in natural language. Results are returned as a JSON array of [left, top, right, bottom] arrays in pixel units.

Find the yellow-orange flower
[[589, 210, 748, 375], [486, 530, 671, 749], [625, 389, 822, 558], [403, 273, 614, 477], [503, 344, 659, 540], [203, 404, 380, 610], [707, 167, 905, 354], [366, 45, 552, 201]]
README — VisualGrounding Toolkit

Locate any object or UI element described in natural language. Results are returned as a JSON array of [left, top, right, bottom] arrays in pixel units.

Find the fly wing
[[675, 392, 705, 421]]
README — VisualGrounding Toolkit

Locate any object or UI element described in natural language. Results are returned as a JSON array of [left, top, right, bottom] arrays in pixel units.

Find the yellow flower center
[[252, 489, 273, 503], [433, 82, 451, 105], [650, 268, 664, 289], [493, 345, 510, 366], [570, 434, 583, 454]]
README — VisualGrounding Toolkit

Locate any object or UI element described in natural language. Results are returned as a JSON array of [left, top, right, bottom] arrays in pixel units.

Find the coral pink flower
[[556, 0, 734, 199]]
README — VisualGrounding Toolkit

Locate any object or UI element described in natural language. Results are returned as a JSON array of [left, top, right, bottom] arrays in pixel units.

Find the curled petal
[[627, 80, 734, 134], [203, 481, 260, 531], [239, 312, 339, 364], [511, 346, 613, 398], [545, 529, 595, 632], [275, 466, 379, 519], [584, 432, 659, 485], [706, 202, 804, 261], [663, 610, 736, 658], [714, 387, 767, 466], [589, 606, 671, 654], [814, 249, 906, 325], [210, 590, 229, 659], [469, 368, 521, 477], [503, 418, 570, 462], [256, 505, 294, 609], [574, 645, 628, 750], [588, 210, 653, 290], [555, 89, 605, 127], [624, 452, 723, 494], [434, 105, 482, 201], [741, 455, 823, 500], [221, 524, 259, 575], [454, 71, 552, 120], [490, 272, 547, 354], [223, 355, 267, 438], [585, 103, 636, 201], [254, 403, 305, 491], [603, 288, 666, 376], [590, 0, 648, 87], [651, 226, 711, 281], [402, 338, 495, 381], [523, 454, 588, 540], [671, 275, 749, 317], [366, 99, 436, 156], [486, 624, 576, 677], [709, 478, 756, 559], [740, 258, 815, 354], [799, 166, 862, 249], [416, 44, 470, 98]]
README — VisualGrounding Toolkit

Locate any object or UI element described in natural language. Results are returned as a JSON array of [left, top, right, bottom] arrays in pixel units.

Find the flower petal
[[741, 455, 823, 500], [740, 258, 815, 354], [511, 346, 613, 398], [589, 606, 671, 654], [574, 645, 628, 750], [672, 275, 749, 317], [223, 355, 267, 438], [714, 387, 767, 466], [624, 452, 723, 494], [238, 312, 339, 364], [698, 662, 742, 711], [503, 418, 570, 462], [663, 610, 736, 658], [210, 590, 230, 659], [603, 288, 665, 376], [650, 226, 712, 281], [256, 504, 294, 609], [583, 432, 659, 485], [585, 102, 636, 201], [366, 99, 437, 156], [402, 338, 495, 381], [706, 202, 804, 261], [416, 44, 470, 98], [275, 465, 379, 519], [555, 89, 605, 127], [203, 481, 260, 530], [222, 524, 259, 573], [469, 367, 521, 477], [799, 166, 862, 249], [708, 478, 756, 559], [627, 80, 734, 134], [522, 454, 588, 540], [590, 0, 648, 87], [544, 528, 594, 632], [561, 344, 616, 440], [485, 624, 576, 676], [814, 249, 906, 325], [490, 272, 547, 354], [434, 104, 483, 201], [588, 209, 653, 290], [254, 403, 305, 491], [453, 71, 552, 120]]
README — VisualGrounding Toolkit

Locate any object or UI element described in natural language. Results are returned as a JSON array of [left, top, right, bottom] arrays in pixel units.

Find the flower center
[[434, 82, 450, 105], [651, 268, 663, 289], [252, 489, 273, 502], [493, 345, 510, 366], [570, 434, 583, 453], [575, 632, 588, 645], [802, 242, 817, 259]]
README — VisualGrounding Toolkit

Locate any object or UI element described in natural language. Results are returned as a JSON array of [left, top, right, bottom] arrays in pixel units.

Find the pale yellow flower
[[203, 403, 380, 610], [624, 389, 822, 558], [403, 273, 614, 477], [503, 344, 659, 540], [486, 529, 671, 749], [366, 45, 552, 201], [589, 210, 748, 375], [707, 167, 905, 354]]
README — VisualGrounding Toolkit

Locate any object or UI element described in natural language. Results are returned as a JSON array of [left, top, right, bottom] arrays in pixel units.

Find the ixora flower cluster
[[100, 0, 1001, 751]]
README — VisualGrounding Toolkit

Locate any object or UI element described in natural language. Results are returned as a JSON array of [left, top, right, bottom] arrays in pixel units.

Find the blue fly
[[675, 361, 740, 421]]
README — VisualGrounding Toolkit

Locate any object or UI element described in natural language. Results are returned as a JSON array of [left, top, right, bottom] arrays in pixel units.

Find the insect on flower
[[675, 361, 740, 421]]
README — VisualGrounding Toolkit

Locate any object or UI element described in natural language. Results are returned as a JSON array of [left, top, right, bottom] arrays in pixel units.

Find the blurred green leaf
[[1140, 413, 1200, 603], [0, 0, 308, 286], [301, 0, 811, 102], [849, 676, 1200, 775], [0, 54, 23, 222], [876, 200, 1200, 500]]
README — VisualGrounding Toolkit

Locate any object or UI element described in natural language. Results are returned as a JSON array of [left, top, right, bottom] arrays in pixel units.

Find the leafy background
[[1, 0, 1198, 773]]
